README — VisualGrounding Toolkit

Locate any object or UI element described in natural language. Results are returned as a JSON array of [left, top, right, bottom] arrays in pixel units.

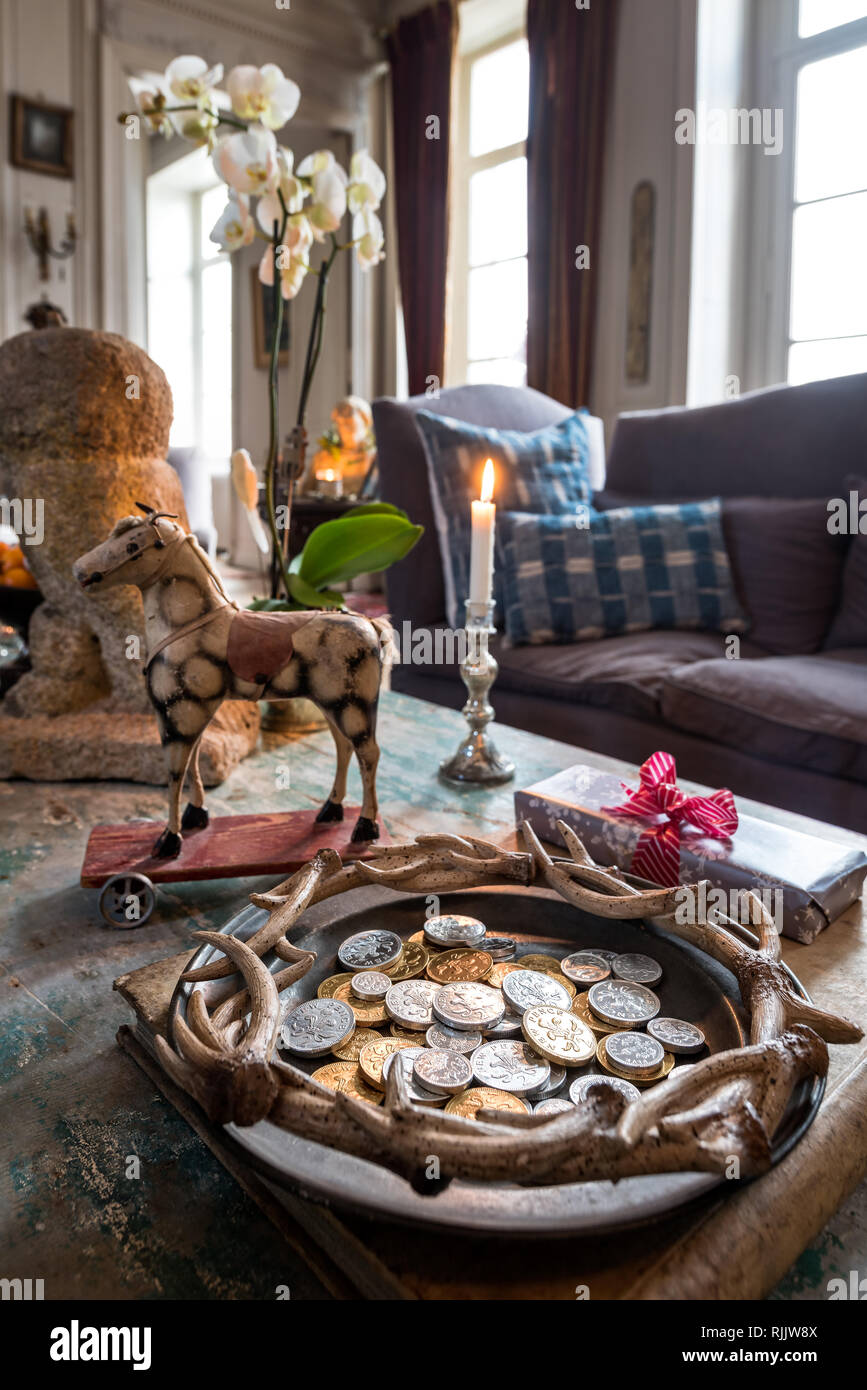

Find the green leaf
[[287, 571, 344, 608], [299, 515, 423, 588], [334, 502, 407, 521], [247, 597, 304, 612]]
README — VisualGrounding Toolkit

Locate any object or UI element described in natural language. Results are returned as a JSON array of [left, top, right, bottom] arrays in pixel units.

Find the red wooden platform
[[80, 807, 392, 887]]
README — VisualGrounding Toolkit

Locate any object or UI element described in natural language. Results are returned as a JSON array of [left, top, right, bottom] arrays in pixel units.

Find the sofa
[[372, 375, 867, 834]]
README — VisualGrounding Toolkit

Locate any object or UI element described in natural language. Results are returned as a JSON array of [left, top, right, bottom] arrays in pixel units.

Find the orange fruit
[[1, 544, 24, 571], [3, 565, 38, 589]]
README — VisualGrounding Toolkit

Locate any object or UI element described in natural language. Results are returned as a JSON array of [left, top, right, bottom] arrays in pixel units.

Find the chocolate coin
[[337, 929, 403, 972], [281, 998, 355, 1057], [588, 979, 660, 1026], [426, 948, 493, 984], [560, 950, 611, 986], [334, 980, 388, 1025], [423, 914, 486, 947], [385, 979, 440, 1030], [569, 1074, 641, 1105], [522, 1004, 596, 1066], [350, 970, 391, 1000], [432, 981, 505, 1032], [332, 1027, 379, 1062], [612, 952, 663, 986], [503, 969, 572, 1014], [381, 1048, 447, 1106], [471, 1040, 551, 1095], [602, 1030, 665, 1077], [443, 1087, 530, 1119], [311, 1061, 383, 1105], [359, 1035, 418, 1090], [425, 1021, 482, 1053], [647, 1017, 706, 1054], [413, 1048, 473, 1096], [534, 1097, 575, 1116]]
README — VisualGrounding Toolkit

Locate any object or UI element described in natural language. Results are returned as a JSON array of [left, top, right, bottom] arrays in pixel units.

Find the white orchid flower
[[231, 449, 269, 554], [227, 64, 300, 130], [273, 148, 305, 212], [284, 213, 314, 257], [259, 243, 309, 301], [209, 193, 255, 252], [308, 165, 348, 239], [296, 149, 346, 179], [128, 74, 173, 136], [348, 149, 386, 214], [353, 209, 385, 270], [165, 55, 224, 108], [170, 108, 220, 148], [213, 126, 277, 194]]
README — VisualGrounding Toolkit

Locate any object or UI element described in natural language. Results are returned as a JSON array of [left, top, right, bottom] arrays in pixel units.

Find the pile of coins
[[279, 916, 707, 1116]]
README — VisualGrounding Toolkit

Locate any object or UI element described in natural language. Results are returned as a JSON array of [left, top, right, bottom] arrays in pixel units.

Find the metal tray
[[170, 882, 823, 1238]]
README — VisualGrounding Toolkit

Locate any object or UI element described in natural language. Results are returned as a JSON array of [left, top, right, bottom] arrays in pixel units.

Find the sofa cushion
[[721, 497, 847, 654], [825, 477, 867, 650], [498, 500, 747, 645], [392, 624, 752, 722], [415, 408, 593, 627], [661, 650, 867, 782]]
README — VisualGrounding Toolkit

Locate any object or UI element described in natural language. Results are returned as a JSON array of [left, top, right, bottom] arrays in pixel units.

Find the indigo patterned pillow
[[415, 409, 593, 627], [499, 500, 748, 645]]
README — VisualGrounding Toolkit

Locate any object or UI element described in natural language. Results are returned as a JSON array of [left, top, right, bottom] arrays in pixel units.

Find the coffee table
[[3, 690, 866, 1299]]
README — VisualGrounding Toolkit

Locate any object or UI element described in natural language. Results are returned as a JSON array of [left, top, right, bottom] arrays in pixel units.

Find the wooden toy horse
[[73, 505, 389, 857]]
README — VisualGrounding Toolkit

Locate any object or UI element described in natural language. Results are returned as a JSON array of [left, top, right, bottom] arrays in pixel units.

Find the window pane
[[201, 260, 233, 463], [466, 357, 527, 388], [790, 192, 867, 340], [470, 157, 527, 267], [788, 336, 867, 384], [470, 39, 529, 158], [148, 277, 195, 444], [800, 0, 867, 37], [468, 258, 527, 362], [795, 46, 867, 203]]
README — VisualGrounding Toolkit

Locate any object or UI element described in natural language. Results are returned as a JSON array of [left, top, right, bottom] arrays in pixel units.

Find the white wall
[[590, 0, 698, 440]]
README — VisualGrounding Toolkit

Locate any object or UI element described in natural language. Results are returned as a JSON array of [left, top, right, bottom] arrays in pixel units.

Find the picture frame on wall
[[9, 95, 74, 179], [251, 267, 290, 369]]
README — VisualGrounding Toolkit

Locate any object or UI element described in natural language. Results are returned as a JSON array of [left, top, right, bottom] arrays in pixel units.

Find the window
[[147, 156, 233, 470], [448, 30, 529, 388], [786, 4, 867, 383]]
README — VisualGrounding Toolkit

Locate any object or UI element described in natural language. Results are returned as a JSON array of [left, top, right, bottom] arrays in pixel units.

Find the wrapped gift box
[[515, 764, 867, 944]]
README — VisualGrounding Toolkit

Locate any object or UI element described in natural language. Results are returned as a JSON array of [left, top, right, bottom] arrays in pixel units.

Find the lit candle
[[315, 468, 343, 499], [469, 458, 496, 607]]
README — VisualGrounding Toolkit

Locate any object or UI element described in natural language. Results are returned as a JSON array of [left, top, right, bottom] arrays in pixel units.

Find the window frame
[[747, 0, 867, 388], [447, 27, 529, 388]]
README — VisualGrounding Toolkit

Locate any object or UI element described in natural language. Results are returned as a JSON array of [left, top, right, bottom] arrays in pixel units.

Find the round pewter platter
[[169, 883, 824, 1239]]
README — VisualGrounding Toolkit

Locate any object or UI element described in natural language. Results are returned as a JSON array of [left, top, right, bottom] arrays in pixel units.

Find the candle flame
[[481, 458, 495, 504]]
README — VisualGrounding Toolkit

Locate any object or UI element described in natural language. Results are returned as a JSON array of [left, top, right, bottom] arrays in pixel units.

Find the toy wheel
[[97, 873, 156, 929]]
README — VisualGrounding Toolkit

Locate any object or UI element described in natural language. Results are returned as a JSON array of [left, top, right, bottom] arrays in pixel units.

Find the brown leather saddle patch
[[226, 608, 317, 686]]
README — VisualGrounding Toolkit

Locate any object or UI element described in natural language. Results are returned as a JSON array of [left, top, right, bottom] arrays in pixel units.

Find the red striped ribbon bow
[[602, 750, 738, 888]]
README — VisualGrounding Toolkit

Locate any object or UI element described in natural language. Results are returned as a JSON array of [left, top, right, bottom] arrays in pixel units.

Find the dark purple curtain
[[526, 0, 619, 407], [386, 1, 456, 397]]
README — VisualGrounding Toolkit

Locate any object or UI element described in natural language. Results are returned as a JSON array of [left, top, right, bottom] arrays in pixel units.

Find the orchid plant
[[123, 55, 388, 602]]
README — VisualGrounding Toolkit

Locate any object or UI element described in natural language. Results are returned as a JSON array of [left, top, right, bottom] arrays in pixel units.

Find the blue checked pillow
[[415, 409, 593, 627], [499, 501, 748, 645]]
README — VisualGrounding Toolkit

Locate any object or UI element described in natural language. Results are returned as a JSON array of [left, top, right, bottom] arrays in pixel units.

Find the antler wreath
[[155, 824, 862, 1189]]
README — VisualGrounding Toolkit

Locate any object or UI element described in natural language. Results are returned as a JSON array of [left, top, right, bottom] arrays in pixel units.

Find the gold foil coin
[[426, 948, 493, 984], [387, 941, 429, 981], [332, 1027, 379, 1062], [317, 973, 355, 998], [571, 992, 632, 1035], [359, 1035, 419, 1090], [311, 1061, 384, 1105], [334, 980, 389, 1025], [518, 954, 564, 973], [443, 1086, 531, 1119], [487, 961, 522, 988]]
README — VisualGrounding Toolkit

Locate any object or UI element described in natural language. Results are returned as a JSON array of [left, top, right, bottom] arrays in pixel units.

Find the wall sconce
[[23, 207, 77, 283]]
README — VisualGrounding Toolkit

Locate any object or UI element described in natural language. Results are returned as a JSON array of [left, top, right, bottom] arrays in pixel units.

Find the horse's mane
[[109, 516, 143, 537]]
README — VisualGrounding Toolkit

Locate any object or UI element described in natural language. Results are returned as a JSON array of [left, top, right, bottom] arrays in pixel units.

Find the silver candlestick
[[439, 599, 515, 786]]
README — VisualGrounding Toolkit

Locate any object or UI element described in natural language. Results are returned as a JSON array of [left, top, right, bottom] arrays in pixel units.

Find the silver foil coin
[[483, 1009, 524, 1040], [588, 979, 660, 1026], [337, 929, 403, 972], [482, 936, 517, 960], [612, 952, 663, 986], [502, 969, 572, 1014], [647, 1017, 706, 1054], [603, 1030, 665, 1076], [382, 1048, 447, 1106], [432, 981, 505, 1032], [413, 1048, 473, 1095], [425, 1021, 482, 1053], [385, 979, 440, 1030], [471, 1040, 551, 1095], [423, 914, 487, 947], [534, 1098, 575, 1116], [281, 998, 355, 1057], [526, 1062, 567, 1100], [569, 1074, 641, 1105], [350, 970, 391, 1001]]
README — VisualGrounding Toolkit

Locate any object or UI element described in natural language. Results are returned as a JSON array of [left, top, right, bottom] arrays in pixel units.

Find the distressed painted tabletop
[[2, 690, 865, 1300]]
